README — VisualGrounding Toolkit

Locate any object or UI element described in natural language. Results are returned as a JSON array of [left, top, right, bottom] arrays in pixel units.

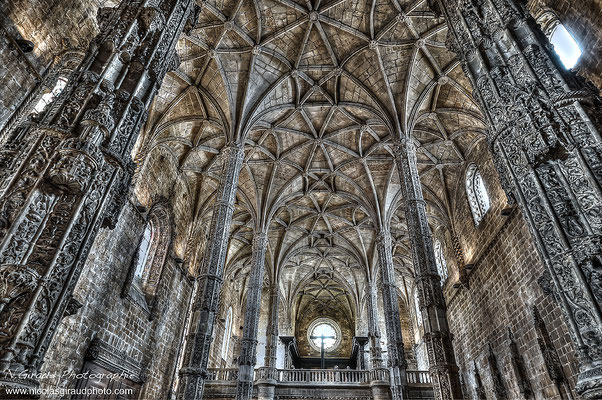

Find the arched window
[[221, 307, 233, 360], [534, 10, 581, 69], [466, 163, 490, 225], [434, 239, 448, 284], [413, 290, 422, 328], [549, 24, 581, 69], [125, 204, 171, 310], [134, 223, 152, 284], [32, 76, 68, 114]]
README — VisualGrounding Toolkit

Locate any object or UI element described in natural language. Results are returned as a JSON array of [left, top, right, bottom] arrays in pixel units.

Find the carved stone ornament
[[63, 296, 83, 317], [0, 0, 199, 395], [85, 338, 143, 382], [440, 0, 602, 396], [394, 138, 463, 399]]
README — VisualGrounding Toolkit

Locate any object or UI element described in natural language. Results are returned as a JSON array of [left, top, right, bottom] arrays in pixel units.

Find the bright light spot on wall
[[33, 77, 68, 114], [550, 24, 582, 69]]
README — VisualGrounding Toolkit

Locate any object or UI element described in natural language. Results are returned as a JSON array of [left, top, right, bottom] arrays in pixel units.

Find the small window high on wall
[[434, 239, 448, 284], [550, 24, 582, 69], [221, 307, 233, 360], [414, 290, 422, 327], [534, 10, 582, 69], [134, 223, 152, 284], [32, 77, 68, 114], [466, 163, 490, 226]]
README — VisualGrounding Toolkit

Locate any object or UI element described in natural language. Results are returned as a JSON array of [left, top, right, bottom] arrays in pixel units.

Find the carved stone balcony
[[203, 368, 434, 399]]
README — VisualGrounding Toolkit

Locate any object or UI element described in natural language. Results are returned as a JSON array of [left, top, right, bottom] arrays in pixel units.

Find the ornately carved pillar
[[375, 232, 406, 400], [440, 0, 602, 397], [236, 232, 268, 400], [256, 284, 280, 400], [0, 0, 197, 396], [177, 143, 244, 400], [264, 285, 280, 369], [366, 282, 384, 369], [394, 139, 463, 399]]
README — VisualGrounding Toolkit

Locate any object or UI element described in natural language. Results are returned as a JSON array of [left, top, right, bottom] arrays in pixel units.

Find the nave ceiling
[[132, 0, 489, 321]]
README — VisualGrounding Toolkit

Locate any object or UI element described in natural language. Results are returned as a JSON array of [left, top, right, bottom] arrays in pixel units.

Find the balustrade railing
[[369, 367, 391, 382], [406, 370, 432, 385], [278, 368, 371, 383], [204, 368, 431, 387], [206, 368, 239, 381]]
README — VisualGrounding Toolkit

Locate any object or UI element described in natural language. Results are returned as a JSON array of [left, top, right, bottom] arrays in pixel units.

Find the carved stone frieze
[[439, 0, 602, 396], [0, 0, 198, 395]]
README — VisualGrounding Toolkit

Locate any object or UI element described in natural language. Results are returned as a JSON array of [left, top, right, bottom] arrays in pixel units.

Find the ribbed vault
[[134, 0, 487, 325]]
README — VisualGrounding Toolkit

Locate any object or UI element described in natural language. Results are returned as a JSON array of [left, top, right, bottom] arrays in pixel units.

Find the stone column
[[264, 285, 280, 369], [367, 282, 384, 369], [177, 144, 244, 400], [439, 0, 602, 397], [366, 282, 390, 399], [236, 232, 268, 400], [0, 0, 197, 396], [355, 337, 368, 370], [375, 232, 406, 400], [256, 284, 280, 400], [394, 139, 463, 399], [279, 336, 295, 369]]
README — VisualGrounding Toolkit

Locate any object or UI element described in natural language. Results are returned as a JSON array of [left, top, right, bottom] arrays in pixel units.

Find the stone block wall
[[0, 31, 38, 130], [443, 141, 580, 399], [447, 210, 579, 399], [41, 201, 194, 399], [398, 299, 417, 369]]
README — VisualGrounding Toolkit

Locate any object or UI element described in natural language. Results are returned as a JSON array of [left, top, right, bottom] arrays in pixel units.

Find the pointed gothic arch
[[124, 202, 173, 312], [433, 239, 448, 285], [465, 163, 490, 226]]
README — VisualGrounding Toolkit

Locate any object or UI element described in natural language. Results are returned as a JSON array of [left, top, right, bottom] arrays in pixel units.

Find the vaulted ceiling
[[135, 0, 488, 323]]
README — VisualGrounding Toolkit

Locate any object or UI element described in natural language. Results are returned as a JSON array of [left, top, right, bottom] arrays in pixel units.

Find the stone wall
[[443, 141, 580, 399], [41, 201, 194, 399], [398, 299, 416, 369]]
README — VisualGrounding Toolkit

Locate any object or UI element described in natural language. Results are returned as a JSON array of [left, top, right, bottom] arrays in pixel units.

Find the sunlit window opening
[[414, 290, 422, 327], [33, 77, 68, 114], [550, 24, 582, 69], [434, 239, 448, 284], [134, 223, 152, 282], [311, 322, 337, 350], [221, 307, 233, 359], [466, 163, 490, 226]]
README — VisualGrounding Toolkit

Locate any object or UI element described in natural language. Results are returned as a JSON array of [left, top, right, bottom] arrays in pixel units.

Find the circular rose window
[[308, 318, 342, 352]]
